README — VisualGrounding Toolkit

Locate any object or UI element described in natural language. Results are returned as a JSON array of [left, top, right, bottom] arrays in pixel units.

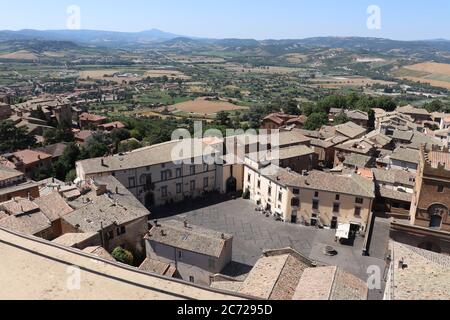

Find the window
[[356, 197, 364, 204], [291, 198, 300, 207], [247, 174, 251, 183], [176, 183, 182, 194], [178, 251, 183, 260], [117, 226, 126, 236], [107, 230, 114, 240], [355, 207, 362, 217], [190, 180, 196, 191], [268, 186, 272, 195], [438, 185, 445, 193], [161, 170, 170, 181], [333, 203, 340, 214], [190, 165, 196, 175], [161, 186, 168, 198], [189, 276, 195, 283], [312, 200, 319, 210], [293, 188, 300, 195], [176, 168, 182, 178], [278, 192, 283, 202], [128, 177, 136, 188], [257, 180, 261, 189], [203, 164, 208, 172], [203, 177, 209, 188], [335, 194, 340, 201], [314, 191, 319, 198]]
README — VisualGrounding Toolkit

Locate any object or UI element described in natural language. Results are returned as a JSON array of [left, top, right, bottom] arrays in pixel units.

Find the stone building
[[144, 220, 233, 285], [391, 145, 450, 254]]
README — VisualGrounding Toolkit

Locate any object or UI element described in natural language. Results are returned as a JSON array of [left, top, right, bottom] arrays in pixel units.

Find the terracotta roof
[[79, 113, 108, 122], [33, 192, 74, 222], [146, 220, 232, 259], [52, 232, 99, 248], [426, 150, 450, 170], [12, 150, 51, 165], [0, 165, 23, 181], [82, 246, 116, 262], [139, 258, 177, 277], [99, 121, 126, 130], [293, 266, 368, 300], [385, 241, 450, 300], [238, 248, 315, 300]]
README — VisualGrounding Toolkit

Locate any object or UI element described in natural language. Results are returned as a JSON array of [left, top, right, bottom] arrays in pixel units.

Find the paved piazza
[[153, 195, 389, 300]]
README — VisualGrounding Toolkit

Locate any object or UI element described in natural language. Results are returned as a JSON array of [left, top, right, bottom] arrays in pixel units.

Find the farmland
[[169, 97, 248, 115], [394, 62, 450, 89]]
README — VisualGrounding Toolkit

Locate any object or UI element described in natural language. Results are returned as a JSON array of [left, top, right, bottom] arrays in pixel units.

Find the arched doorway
[[226, 177, 237, 193], [145, 192, 155, 208]]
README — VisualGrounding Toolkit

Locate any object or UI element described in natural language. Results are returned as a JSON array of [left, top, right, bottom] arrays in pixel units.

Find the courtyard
[[152, 195, 390, 300]]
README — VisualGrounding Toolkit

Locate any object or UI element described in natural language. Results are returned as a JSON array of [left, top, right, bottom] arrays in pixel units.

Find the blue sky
[[1, 0, 450, 40]]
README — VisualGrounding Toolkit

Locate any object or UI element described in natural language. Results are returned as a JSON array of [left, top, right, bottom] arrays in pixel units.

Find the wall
[[145, 238, 232, 286]]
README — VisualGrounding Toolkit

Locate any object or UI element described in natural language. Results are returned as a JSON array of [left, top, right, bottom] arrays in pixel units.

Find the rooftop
[[11, 149, 52, 165], [263, 167, 375, 198], [385, 241, 450, 300], [293, 266, 368, 300], [52, 232, 98, 248], [33, 192, 74, 222], [390, 147, 420, 165], [62, 176, 150, 232], [0, 227, 247, 300], [139, 258, 177, 277], [0, 165, 23, 182], [146, 220, 233, 259], [335, 121, 367, 139]]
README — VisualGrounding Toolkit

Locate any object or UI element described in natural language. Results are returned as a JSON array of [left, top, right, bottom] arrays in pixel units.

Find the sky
[[1, 0, 450, 40]]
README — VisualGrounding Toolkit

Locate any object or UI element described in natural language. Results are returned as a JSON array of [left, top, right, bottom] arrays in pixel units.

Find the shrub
[[111, 247, 134, 266]]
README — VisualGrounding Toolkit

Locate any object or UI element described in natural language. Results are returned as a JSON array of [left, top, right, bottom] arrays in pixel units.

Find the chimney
[[101, 159, 105, 167], [115, 186, 119, 194], [221, 233, 225, 240], [184, 221, 188, 228], [160, 230, 166, 237]]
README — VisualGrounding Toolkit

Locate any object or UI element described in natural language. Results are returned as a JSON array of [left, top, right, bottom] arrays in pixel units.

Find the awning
[[336, 224, 351, 240]]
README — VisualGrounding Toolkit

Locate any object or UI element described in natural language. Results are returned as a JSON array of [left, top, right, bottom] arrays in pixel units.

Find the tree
[[111, 247, 134, 266], [216, 111, 231, 126], [65, 169, 77, 183], [304, 113, 329, 130], [0, 120, 36, 153], [284, 100, 301, 115], [333, 113, 350, 125]]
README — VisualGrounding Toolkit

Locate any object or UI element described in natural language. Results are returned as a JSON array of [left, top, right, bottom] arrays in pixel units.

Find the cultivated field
[[169, 97, 247, 115], [78, 69, 189, 83], [395, 62, 450, 89], [308, 76, 396, 89], [224, 63, 304, 74], [0, 50, 39, 60]]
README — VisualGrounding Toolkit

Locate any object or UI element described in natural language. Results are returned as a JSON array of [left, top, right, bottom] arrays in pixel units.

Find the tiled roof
[[0, 165, 23, 181], [390, 148, 419, 164], [12, 150, 51, 165], [0, 211, 51, 235], [62, 176, 150, 232], [82, 246, 116, 262], [33, 192, 74, 222], [146, 220, 232, 259], [335, 122, 366, 139], [52, 232, 99, 247], [139, 258, 177, 277], [238, 248, 315, 300], [293, 266, 368, 300], [372, 168, 416, 187], [385, 241, 450, 300]]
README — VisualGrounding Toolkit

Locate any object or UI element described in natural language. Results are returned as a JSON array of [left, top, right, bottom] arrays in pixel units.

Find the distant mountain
[[2, 30, 450, 54], [0, 28, 183, 45]]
